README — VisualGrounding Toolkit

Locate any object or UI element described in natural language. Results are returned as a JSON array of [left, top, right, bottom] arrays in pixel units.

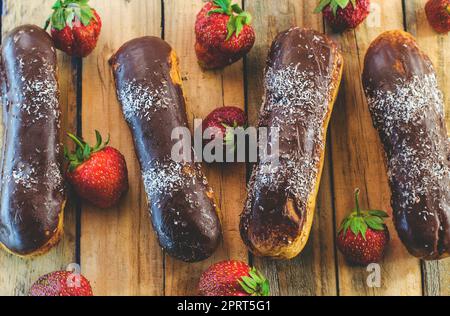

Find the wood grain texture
[[327, 0, 422, 295], [80, 0, 164, 296], [163, 0, 248, 296], [404, 0, 450, 297], [0, 0, 77, 296], [1, 0, 449, 297], [244, 0, 338, 296]]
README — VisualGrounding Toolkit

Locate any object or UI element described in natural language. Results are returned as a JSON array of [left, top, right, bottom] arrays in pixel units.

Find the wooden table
[[0, 0, 449, 296]]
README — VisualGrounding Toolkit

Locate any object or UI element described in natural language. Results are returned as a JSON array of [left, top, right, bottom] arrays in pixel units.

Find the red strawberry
[[45, 0, 102, 57], [336, 189, 390, 266], [65, 131, 128, 209], [314, 0, 370, 32], [202, 106, 247, 147], [29, 271, 93, 296], [195, 0, 255, 69], [425, 0, 450, 33], [199, 260, 270, 296]]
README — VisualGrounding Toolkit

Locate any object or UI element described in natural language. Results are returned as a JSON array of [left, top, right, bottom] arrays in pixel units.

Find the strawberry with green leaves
[[195, 0, 255, 69], [314, 0, 370, 32], [65, 131, 128, 209], [337, 189, 390, 265], [199, 260, 269, 296], [45, 0, 102, 57]]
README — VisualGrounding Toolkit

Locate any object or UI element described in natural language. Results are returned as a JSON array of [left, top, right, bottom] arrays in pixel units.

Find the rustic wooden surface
[[0, 0, 449, 296]]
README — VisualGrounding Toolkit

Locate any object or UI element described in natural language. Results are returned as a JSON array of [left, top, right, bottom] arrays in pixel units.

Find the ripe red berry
[[195, 0, 255, 69], [336, 189, 390, 265], [202, 106, 247, 146], [45, 0, 102, 57], [65, 131, 129, 209], [315, 0, 371, 32], [29, 271, 93, 296], [199, 260, 270, 296]]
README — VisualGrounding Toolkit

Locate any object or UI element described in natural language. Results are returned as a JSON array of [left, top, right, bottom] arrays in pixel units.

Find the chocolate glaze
[[0, 25, 65, 256], [363, 31, 450, 260], [240, 28, 343, 258], [110, 37, 221, 262]]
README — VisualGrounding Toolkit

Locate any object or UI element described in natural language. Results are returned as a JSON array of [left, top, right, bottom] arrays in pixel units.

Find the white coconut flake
[[14, 59, 60, 125], [118, 79, 170, 122], [246, 62, 334, 211], [367, 74, 444, 138], [366, 74, 450, 213]]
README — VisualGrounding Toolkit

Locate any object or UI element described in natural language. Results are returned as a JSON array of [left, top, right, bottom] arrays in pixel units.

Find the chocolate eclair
[[362, 31, 450, 260], [110, 37, 222, 262], [0, 25, 65, 257], [240, 27, 343, 259]]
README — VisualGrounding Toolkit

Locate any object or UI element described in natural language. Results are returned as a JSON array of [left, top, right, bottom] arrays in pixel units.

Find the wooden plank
[[244, 0, 338, 296], [327, 0, 422, 295], [80, 0, 164, 296], [163, 0, 248, 296], [0, 0, 77, 296], [404, 0, 450, 297]]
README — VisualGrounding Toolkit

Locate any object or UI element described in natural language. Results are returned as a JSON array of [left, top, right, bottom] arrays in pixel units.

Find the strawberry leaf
[[359, 220, 368, 240], [365, 216, 383, 224], [95, 130, 102, 150], [368, 210, 389, 218], [249, 269, 263, 283], [261, 280, 270, 296], [314, 0, 353, 16], [209, 1, 252, 40], [335, 0, 350, 9], [314, 0, 332, 13], [235, 16, 244, 39], [231, 3, 243, 14], [226, 15, 237, 41], [213, 0, 232, 14], [241, 276, 257, 290], [340, 188, 389, 238], [238, 267, 270, 296], [80, 7, 94, 26], [208, 8, 226, 15], [46, 0, 96, 30], [52, 0, 63, 10], [238, 280, 255, 294]]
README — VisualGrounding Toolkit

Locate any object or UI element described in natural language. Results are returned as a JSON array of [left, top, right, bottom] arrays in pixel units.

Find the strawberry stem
[[65, 130, 109, 172], [67, 132, 85, 150], [354, 188, 361, 217]]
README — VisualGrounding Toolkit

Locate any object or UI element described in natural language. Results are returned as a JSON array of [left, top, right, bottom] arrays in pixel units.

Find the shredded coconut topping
[[13, 58, 60, 125], [2, 160, 64, 195], [117, 79, 170, 122], [246, 63, 334, 212], [10, 162, 38, 191], [367, 74, 444, 138], [141, 159, 209, 209], [367, 74, 450, 214]]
